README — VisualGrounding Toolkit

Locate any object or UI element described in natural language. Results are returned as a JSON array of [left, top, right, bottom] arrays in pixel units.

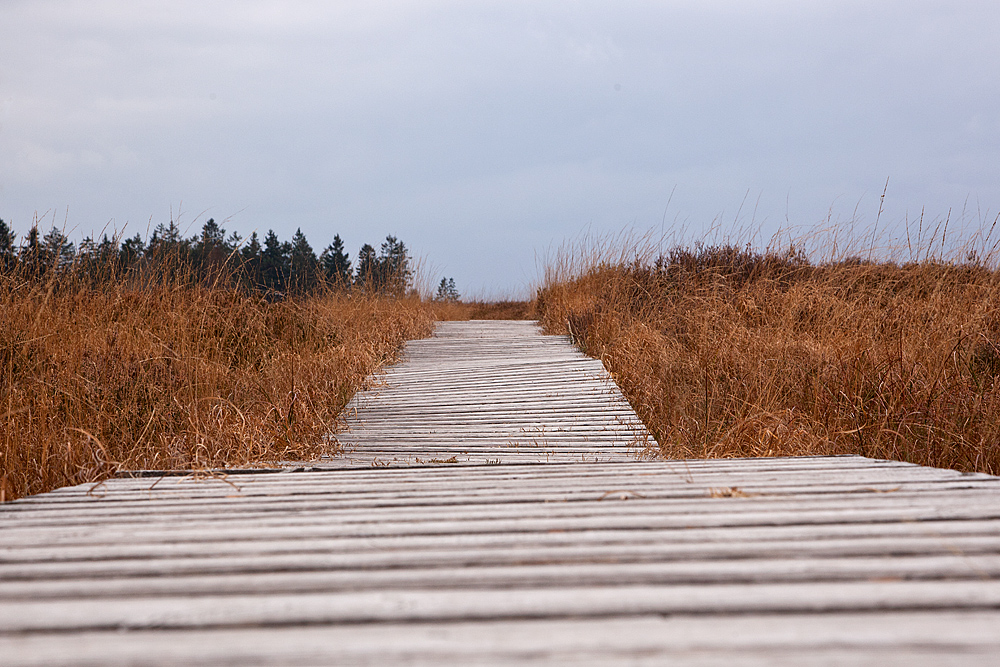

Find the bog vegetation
[[7, 210, 1000, 500], [0, 217, 436, 501], [536, 225, 1000, 475]]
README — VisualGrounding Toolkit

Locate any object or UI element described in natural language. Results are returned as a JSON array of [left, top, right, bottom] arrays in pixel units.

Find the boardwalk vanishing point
[[3, 320, 1000, 664]]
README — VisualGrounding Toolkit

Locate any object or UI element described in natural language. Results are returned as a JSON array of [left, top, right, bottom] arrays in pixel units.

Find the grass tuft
[[0, 274, 432, 501], [536, 228, 1000, 473], [432, 299, 535, 321]]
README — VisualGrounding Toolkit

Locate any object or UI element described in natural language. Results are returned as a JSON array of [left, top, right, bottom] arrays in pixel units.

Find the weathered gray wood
[[6, 536, 1000, 582], [7, 479, 999, 516], [5, 514, 1000, 550], [331, 321, 653, 466], [8, 580, 1000, 634], [3, 554, 999, 600], [4, 613, 999, 666], [7, 460, 996, 504], [5, 473, 1000, 666], [3, 321, 1000, 665]]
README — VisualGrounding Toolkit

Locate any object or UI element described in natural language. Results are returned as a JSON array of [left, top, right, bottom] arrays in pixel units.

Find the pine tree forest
[[0, 218, 421, 298]]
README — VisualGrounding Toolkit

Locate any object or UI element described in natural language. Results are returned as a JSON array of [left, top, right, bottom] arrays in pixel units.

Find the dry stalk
[[536, 228, 1000, 474], [0, 276, 433, 501]]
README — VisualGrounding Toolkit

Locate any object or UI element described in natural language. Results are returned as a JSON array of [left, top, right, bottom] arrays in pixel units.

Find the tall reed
[[0, 268, 433, 501], [537, 229, 1000, 473]]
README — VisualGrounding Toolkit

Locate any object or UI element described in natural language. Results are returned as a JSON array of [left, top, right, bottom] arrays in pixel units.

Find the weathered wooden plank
[[5, 513, 999, 549], [64, 456, 953, 492], [5, 536, 1000, 584], [8, 475, 996, 512], [8, 483, 1000, 528], [6, 534, 1000, 581], [12, 471, 991, 503], [3, 554, 999, 600], [4, 613, 998, 667], [8, 489, 999, 531], [20, 469, 991, 504], [7, 580, 1000, 633], [6, 461, 995, 505]]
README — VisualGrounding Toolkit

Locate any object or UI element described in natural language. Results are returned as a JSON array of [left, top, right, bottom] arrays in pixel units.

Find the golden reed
[[0, 274, 433, 501], [536, 227, 1000, 474]]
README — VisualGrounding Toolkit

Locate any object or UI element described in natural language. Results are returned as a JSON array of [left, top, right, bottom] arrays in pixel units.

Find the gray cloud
[[2, 0, 998, 295]]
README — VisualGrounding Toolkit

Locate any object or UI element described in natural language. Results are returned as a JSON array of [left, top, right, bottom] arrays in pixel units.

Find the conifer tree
[[288, 228, 319, 294], [77, 235, 98, 279], [354, 243, 376, 290], [239, 231, 262, 288], [96, 235, 118, 269], [378, 235, 411, 296], [320, 234, 352, 287], [241, 231, 262, 261], [19, 225, 44, 278], [435, 277, 460, 302], [0, 219, 15, 273], [119, 234, 145, 269], [260, 230, 288, 293], [193, 218, 227, 279], [43, 227, 75, 271], [146, 219, 191, 280], [198, 218, 225, 248], [148, 218, 185, 256]]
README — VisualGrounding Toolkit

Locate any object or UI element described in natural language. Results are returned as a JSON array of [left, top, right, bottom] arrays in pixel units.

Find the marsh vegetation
[[0, 219, 436, 501], [6, 213, 1000, 501], [536, 225, 1000, 474]]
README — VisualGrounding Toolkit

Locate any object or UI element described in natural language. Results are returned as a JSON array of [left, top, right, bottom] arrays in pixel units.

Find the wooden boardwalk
[[333, 320, 652, 466], [3, 321, 1000, 664]]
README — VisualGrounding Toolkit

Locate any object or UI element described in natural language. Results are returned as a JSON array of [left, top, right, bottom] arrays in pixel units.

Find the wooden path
[[3, 321, 1000, 664], [333, 320, 651, 466]]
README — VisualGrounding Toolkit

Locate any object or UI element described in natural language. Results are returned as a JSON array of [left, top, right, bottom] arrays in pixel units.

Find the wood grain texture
[[2, 321, 1000, 665]]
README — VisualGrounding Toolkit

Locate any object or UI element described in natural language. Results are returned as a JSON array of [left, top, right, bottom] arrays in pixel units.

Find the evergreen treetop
[[435, 277, 460, 302], [0, 217, 415, 298], [320, 234, 352, 287]]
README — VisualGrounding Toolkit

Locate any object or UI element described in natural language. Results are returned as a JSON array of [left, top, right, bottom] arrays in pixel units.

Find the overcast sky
[[1, 1, 998, 296]]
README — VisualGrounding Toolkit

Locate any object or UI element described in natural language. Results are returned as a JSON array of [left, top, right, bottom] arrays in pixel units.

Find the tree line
[[0, 217, 414, 296]]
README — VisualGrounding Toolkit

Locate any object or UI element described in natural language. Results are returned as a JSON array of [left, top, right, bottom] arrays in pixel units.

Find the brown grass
[[431, 299, 535, 321], [536, 235, 1000, 473], [0, 276, 433, 501]]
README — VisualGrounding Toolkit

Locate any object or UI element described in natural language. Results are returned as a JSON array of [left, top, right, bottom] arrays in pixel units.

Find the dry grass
[[431, 299, 535, 321], [536, 232, 1000, 473], [0, 275, 433, 501]]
